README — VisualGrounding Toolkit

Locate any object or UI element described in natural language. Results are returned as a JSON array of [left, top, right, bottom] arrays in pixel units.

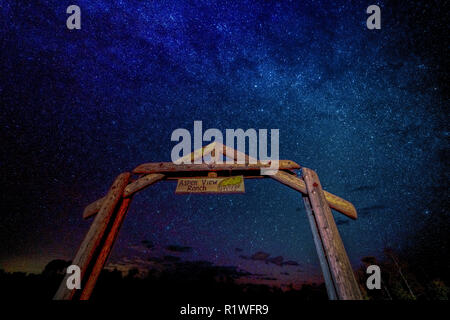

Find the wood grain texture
[[175, 141, 218, 164], [123, 173, 165, 197], [218, 142, 258, 163], [80, 197, 132, 300], [83, 197, 105, 220], [132, 160, 300, 174], [83, 173, 164, 219], [53, 172, 131, 300], [302, 167, 362, 300], [303, 195, 338, 300], [271, 170, 357, 219]]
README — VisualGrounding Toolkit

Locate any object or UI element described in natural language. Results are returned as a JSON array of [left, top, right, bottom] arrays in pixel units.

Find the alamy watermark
[[366, 5, 381, 30], [65, 264, 81, 290], [66, 5, 81, 30], [170, 121, 280, 175], [366, 264, 381, 290], [65, 5, 379, 31]]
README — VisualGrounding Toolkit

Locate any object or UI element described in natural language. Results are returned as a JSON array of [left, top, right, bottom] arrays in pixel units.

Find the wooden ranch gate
[[54, 142, 362, 300]]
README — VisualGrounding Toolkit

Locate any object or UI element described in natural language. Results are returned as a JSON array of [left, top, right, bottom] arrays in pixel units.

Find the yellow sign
[[175, 176, 245, 194]]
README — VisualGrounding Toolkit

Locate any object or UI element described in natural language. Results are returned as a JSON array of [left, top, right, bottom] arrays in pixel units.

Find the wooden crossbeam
[[175, 141, 219, 164], [82, 169, 298, 220], [82, 144, 356, 220], [218, 142, 256, 163], [83, 164, 357, 220], [174, 141, 256, 164], [132, 160, 300, 174]]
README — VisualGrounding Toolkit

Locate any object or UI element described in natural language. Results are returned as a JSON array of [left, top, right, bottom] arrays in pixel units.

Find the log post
[[80, 196, 133, 300], [53, 172, 131, 300], [302, 167, 362, 300], [302, 195, 338, 300]]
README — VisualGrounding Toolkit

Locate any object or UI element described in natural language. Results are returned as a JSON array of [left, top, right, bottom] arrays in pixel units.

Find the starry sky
[[0, 1, 448, 287]]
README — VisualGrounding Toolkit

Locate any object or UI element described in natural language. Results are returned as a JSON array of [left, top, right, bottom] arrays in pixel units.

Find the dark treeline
[[0, 259, 327, 301], [1, 238, 448, 301]]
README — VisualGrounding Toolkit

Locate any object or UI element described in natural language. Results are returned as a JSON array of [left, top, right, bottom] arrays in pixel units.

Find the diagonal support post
[[80, 196, 133, 300], [53, 172, 131, 300], [302, 167, 362, 300]]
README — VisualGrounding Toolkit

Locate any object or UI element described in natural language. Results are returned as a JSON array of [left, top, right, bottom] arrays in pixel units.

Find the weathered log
[[175, 141, 256, 164], [84, 169, 357, 220], [302, 167, 362, 300], [80, 197, 132, 300], [83, 173, 164, 219], [218, 142, 257, 163], [175, 141, 219, 164], [53, 172, 131, 300], [132, 160, 300, 174], [303, 195, 338, 300], [83, 197, 104, 220], [271, 170, 357, 219], [123, 173, 165, 197]]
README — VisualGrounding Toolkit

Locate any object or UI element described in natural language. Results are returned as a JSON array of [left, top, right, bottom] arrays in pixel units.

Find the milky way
[[0, 1, 447, 286]]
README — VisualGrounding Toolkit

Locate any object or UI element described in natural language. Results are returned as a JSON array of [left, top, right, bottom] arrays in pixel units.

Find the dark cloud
[[147, 257, 163, 263], [166, 245, 192, 253], [267, 256, 284, 266], [251, 251, 270, 261], [259, 277, 277, 281], [141, 240, 154, 249], [361, 256, 377, 265], [239, 251, 300, 267], [163, 255, 181, 262], [172, 260, 252, 280]]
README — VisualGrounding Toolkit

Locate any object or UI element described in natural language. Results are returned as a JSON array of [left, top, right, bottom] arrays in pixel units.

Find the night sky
[[0, 1, 448, 288]]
